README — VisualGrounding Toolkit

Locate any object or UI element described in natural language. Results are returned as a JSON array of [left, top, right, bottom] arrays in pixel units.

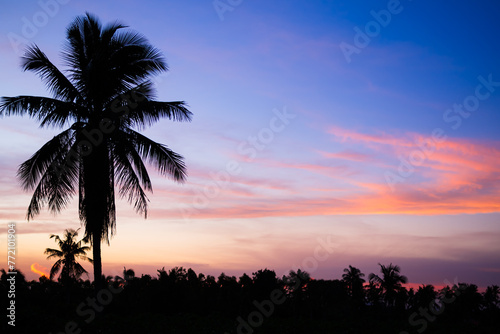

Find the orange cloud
[[31, 263, 49, 278]]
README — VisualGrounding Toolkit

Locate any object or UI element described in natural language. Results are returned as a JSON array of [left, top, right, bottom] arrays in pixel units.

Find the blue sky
[[1, 0, 499, 288]]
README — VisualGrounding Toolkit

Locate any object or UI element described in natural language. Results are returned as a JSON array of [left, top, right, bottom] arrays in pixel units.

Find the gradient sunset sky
[[1, 0, 499, 288]]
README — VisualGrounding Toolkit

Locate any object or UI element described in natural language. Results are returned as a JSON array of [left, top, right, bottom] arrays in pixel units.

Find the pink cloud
[[328, 126, 413, 148], [318, 149, 375, 162]]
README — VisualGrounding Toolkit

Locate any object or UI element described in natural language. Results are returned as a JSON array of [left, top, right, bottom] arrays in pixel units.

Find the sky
[[0, 0, 499, 289]]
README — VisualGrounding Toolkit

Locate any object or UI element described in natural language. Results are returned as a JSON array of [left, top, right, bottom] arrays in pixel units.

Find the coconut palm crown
[[45, 228, 93, 282], [342, 265, 365, 296], [369, 263, 408, 307], [0, 13, 191, 289]]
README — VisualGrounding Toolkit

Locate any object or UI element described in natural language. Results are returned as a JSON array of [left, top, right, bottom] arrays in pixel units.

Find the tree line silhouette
[[1, 264, 498, 333], [1, 229, 499, 333]]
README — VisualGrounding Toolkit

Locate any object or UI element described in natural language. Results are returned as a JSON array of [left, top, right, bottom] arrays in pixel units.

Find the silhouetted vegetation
[[1, 265, 498, 333]]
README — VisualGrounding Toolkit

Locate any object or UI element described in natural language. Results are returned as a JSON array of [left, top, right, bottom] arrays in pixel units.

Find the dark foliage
[[1, 265, 498, 333]]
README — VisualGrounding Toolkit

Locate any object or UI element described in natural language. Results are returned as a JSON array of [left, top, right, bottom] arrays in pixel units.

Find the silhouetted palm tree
[[123, 267, 136, 282], [342, 265, 365, 299], [283, 269, 311, 316], [0, 13, 191, 290], [44, 228, 92, 283], [369, 263, 408, 307], [283, 269, 311, 294], [483, 285, 500, 310], [366, 276, 383, 306], [113, 267, 136, 288], [413, 284, 437, 310], [452, 283, 483, 315]]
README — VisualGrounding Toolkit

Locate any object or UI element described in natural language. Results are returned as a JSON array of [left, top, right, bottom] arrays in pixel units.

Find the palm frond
[[369, 273, 382, 284], [25, 138, 80, 220], [114, 133, 152, 192], [126, 129, 187, 182], [101, 21, 127, 45], [114, 146, 149, 216], [44, 248, 63, 259], [62, 16, 86, 91], [106, 80, 155, 113], [17, 128, 75, 190], [73, 263, 88, 278], [81, 13, 102, 60], [77, 255, 93, 264], [128, 100, 192, 128], [49, 259, 62, 280], [21, 45, 79, 101], [0, 96, 81, 127], [110, 31, 167, 77], [49, 234, 62, 243]]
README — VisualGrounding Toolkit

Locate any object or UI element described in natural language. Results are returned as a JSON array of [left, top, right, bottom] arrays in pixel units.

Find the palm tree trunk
[[82, 139, 110, 293], [92, 230, 103, 291], [82, 133, 111, 293]]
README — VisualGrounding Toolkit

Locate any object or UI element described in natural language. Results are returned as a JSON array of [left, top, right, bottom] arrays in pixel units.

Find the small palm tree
[[369, 263, 408, 307], [114, 267, 136, 285], [365, 277, 383, 306], [342, 265, 365, 297], [0, 13, 191, 290], [44, 228, 93, 283], [483, 285, 500, 310], [414, 284, 437, 309]]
